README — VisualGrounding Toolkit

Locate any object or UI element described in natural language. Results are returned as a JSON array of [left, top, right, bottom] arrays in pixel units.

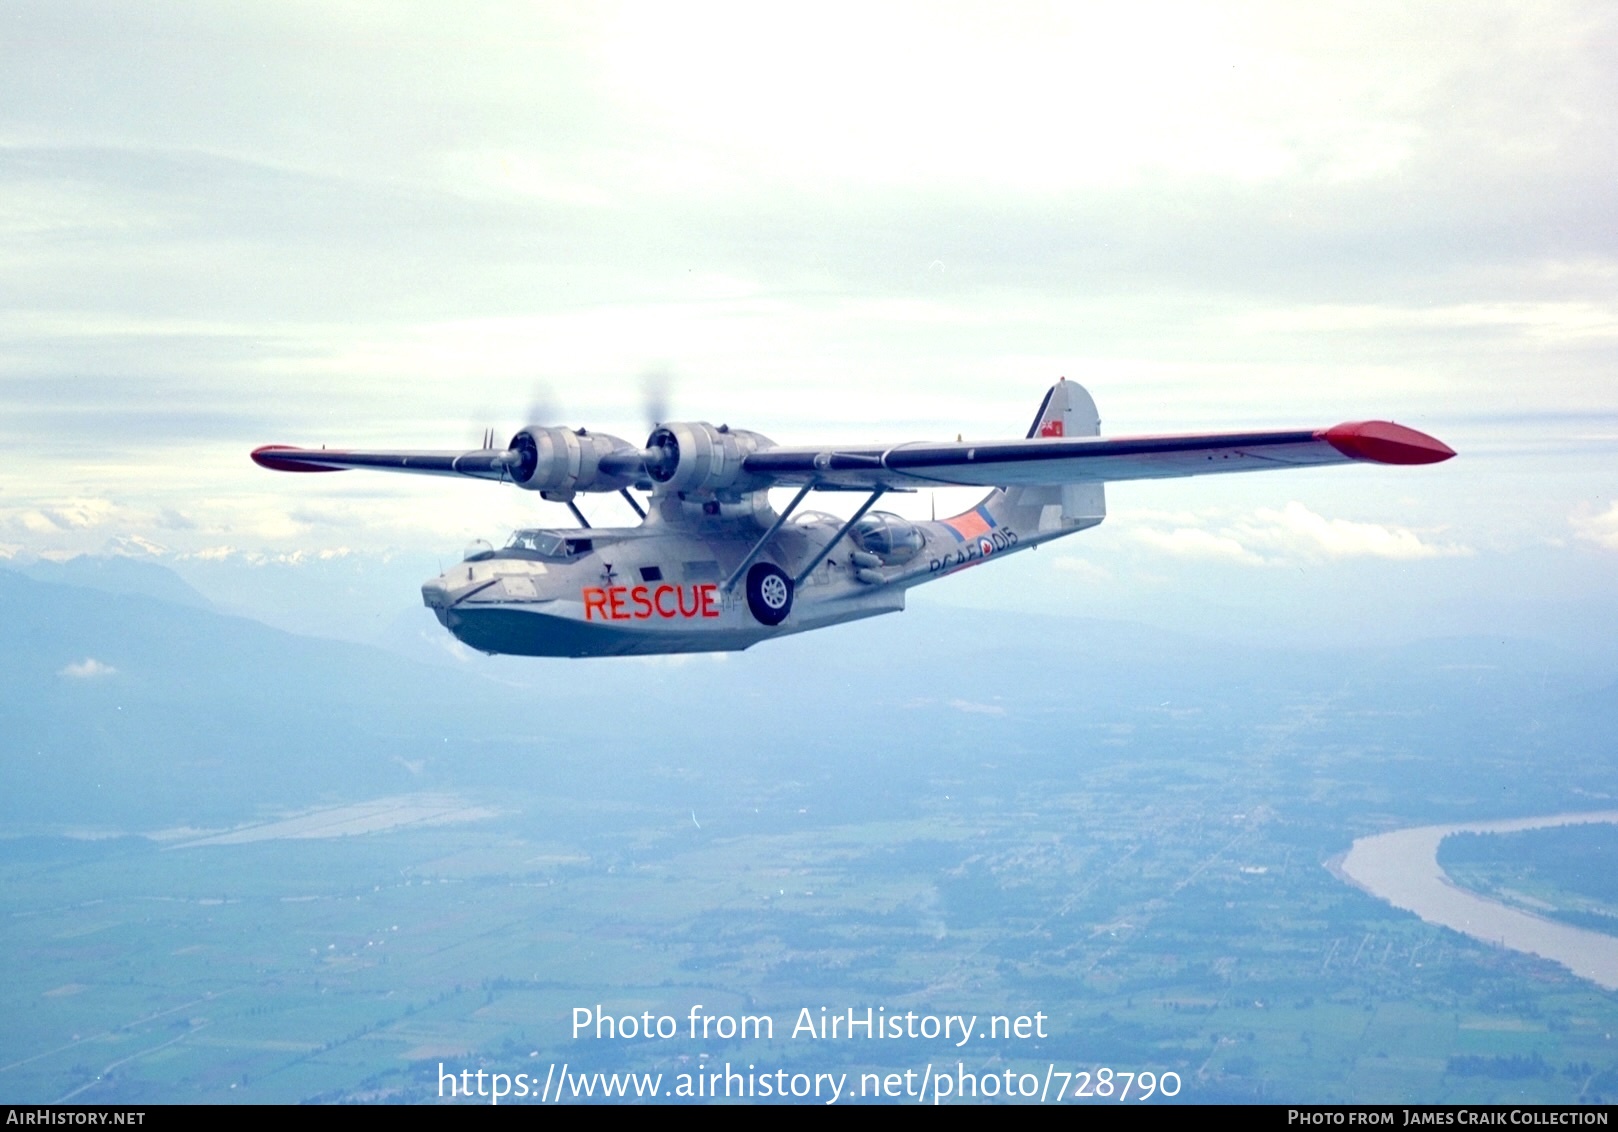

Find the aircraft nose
[[421, 579, 450, 609]]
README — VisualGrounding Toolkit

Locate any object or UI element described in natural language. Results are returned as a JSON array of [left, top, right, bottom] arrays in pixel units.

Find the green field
[[1442, 825, 1618, 939], [6, 730, 1618, 1104]]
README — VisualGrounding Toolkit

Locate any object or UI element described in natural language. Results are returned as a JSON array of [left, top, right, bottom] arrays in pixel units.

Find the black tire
[[745, 562, 794, 626]]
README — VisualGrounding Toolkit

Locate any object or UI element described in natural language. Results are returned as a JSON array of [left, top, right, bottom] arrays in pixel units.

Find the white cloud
[[1129, 502, 1470, 565], [58, 658, 117, 679], [1050, 556, 1113, 582], [947, 698, 1005, 716], [1242, 502, 1470, 560], [5, 499, 155, 540], [1570, 503, 1618, 551], [40, 500, 120, 530], [1227, 300, 1618, 343], [18, 511, 62, 534], [599, 1, 1482, 192], [1135, 526, 1265, 564], [0, 495, 346, 558], [1, 500, 184, 560]]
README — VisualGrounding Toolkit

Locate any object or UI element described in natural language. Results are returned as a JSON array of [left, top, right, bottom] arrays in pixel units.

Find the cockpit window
[[503, 530, 569, 557], [850, 512, 926, 564]]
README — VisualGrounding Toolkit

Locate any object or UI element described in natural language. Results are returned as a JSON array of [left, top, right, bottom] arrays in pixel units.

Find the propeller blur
[[251, 380, 1454, 658]]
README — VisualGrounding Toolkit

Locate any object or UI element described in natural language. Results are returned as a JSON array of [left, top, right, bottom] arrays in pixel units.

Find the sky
[[2, 1, 1615, 651]]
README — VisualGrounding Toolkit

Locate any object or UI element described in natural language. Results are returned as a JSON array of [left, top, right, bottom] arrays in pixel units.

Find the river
[[1337, 810, 1618, 991]]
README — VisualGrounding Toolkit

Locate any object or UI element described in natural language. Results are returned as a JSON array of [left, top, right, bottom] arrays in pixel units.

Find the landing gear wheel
[[745, 562, 794, 626]]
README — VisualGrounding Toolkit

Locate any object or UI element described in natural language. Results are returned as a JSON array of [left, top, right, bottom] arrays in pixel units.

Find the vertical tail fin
[[980, 379, 1106, 533], [1024, 375, 1100, 439]]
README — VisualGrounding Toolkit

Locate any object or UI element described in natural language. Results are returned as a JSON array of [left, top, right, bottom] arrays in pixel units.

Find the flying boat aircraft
[[252, 380, 1453, 657]]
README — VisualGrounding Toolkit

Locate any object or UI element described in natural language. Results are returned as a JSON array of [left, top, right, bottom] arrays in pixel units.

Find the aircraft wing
[[251, 445, 516, 480], [254, 412, 1453, 496], [741, 421, 1454, 490]]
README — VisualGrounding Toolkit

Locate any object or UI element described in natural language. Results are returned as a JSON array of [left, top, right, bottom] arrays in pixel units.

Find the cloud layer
[[1130, 502, 1470, 565], [1571, 503, 1618, 552], [0, 3, 1612, 642]]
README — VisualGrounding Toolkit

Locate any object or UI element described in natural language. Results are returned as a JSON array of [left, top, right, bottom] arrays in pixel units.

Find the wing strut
[[619, 488, 647, 520], [565, 500, 591, 529], [793, 489, 885, 587], [722, 482, 816, 593]]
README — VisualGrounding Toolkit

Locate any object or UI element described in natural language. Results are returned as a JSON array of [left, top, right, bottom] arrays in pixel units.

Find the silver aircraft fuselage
[[420, 503, 1054, 658]]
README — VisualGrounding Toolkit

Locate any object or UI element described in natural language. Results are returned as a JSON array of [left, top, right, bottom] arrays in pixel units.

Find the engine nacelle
[[507, 427, 638, 496], [643, 422, 773, 498]]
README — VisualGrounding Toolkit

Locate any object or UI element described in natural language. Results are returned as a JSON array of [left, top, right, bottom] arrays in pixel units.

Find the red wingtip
[[251, 445, 345, 473], [1318, 421, 1455, 466]]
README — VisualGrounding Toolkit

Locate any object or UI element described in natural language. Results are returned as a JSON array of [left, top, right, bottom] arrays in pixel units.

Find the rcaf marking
[[582, 583, 721, 622], [941, 504, 996, 542], [929, 527, 1019, 573]]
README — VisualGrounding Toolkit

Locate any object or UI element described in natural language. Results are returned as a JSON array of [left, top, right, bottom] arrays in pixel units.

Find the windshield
[[504, 529, 568, 557]]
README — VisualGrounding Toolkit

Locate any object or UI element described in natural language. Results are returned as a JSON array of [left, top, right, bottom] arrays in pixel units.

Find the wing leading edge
[[250, 445, 516, 479]]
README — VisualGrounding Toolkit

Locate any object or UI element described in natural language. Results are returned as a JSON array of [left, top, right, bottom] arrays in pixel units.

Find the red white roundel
[[978, 537, 995, 556]]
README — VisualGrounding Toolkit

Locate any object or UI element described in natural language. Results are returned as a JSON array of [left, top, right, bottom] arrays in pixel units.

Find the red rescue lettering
[[584, 584, 722, 622], [654, 584, 677, 618], [678, 586, 701, 618]]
